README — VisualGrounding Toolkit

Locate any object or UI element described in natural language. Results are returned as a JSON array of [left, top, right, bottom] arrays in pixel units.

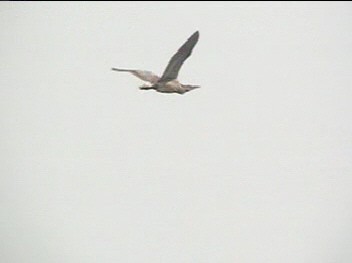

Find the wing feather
[[159, 31, 199, 82], [111, 68, 160, 84]]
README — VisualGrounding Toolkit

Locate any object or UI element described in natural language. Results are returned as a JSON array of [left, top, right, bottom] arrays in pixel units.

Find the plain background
[[1, 2, 352, 262]]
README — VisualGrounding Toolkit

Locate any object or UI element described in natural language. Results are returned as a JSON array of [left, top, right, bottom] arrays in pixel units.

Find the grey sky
[[1, 2, 352, 262]]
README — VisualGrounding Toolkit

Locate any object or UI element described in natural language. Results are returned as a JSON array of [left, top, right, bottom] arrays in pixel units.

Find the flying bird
[[112, 31, 200, 95]]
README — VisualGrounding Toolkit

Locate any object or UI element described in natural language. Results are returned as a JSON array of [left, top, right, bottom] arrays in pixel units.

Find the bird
[[112, 31, 200, 95]]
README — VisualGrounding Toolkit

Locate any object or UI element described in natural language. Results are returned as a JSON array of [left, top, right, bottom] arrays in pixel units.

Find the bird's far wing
[[159, 31, 199, 82], [111, 68, 160, 84]]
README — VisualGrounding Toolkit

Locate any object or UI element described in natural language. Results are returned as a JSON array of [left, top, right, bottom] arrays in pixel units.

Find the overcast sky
[[1, 2, 352, 263]]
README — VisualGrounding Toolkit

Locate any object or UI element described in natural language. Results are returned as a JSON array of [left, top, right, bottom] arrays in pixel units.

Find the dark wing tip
[[180, 31, 199, 52], [190, 31, 200, 42]]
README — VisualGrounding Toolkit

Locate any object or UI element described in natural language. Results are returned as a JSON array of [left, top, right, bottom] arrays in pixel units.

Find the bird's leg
[[139, 83, 154, 90]]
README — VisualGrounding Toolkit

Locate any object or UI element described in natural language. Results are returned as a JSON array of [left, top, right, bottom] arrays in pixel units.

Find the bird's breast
[[165, 80, 182, 91], [156, 80, 183, 93]]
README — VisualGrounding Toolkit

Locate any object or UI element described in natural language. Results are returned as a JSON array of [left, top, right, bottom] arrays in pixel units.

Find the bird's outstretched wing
[[111, 68, 160, 84], [159, 31, 199, 82]]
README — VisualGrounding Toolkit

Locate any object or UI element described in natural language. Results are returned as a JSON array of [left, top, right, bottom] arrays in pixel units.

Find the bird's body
[[155, 80, 183, 93], [112, 31, 200, 95]]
